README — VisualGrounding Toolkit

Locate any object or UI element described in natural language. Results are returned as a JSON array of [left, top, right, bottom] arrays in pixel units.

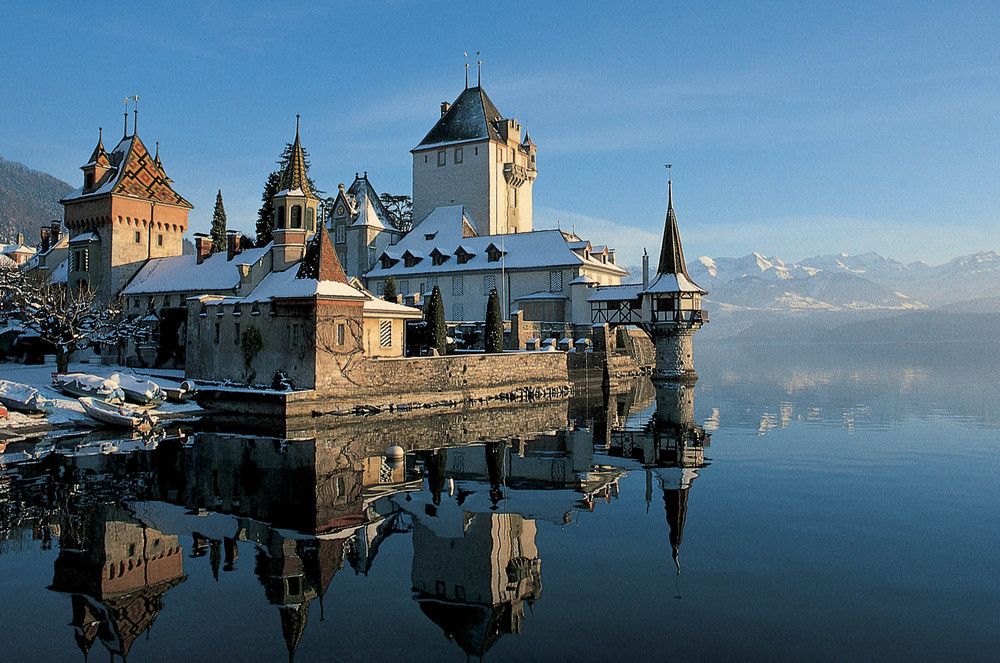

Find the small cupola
[[81, 127, 111, 193]]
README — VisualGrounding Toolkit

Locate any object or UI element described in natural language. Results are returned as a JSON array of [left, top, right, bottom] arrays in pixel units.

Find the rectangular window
[[379, 319, 392, 347], [291, 322, 301, 347], [376, 281, 385, 296], [452, 276, 463, 296], [483, 274, 495, 295], [454, 147, 463, 164], [549, 270, 563, 292], [234, 323, 240, 345], [399, 280, 409, 295], [437, 150, 446, 167], [453, 302, 463, 320], [337, 323, 345, 346], [427, 277, 438, 290], [157, 234, 163, 247], [214, 322, 220, 343], [336, 224, 346, 243], [368, 246, 376, 269], [134, 231, 141, 243]]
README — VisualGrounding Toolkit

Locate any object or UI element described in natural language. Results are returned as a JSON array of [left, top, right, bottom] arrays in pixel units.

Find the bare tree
[[0, 266, 126, 372]]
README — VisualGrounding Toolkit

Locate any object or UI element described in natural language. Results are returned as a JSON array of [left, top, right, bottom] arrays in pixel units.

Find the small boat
[[0, 379, 55, 415], [110, 373, 166, 406], [79, 397, 157, 429], [53, 373, 125, 404]]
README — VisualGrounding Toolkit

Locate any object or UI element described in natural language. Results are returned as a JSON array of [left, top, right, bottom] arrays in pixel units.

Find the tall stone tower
[[411, 83, 537, 236], [60, 118, 192, 302], [271, 116, 319, 272], [640, 178, 708, 382]]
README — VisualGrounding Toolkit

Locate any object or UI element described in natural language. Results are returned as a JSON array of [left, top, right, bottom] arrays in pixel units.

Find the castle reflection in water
[[0, 377, 709, 660]]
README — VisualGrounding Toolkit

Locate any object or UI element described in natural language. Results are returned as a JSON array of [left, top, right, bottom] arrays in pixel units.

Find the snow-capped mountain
[[686, 250, 1000, 340]]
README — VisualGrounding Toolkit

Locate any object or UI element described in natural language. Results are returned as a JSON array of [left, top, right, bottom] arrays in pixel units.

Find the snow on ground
[[0, 360, 202, 435]]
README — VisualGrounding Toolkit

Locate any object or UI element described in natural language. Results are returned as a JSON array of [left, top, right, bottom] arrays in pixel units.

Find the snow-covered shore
[[0, 360, 202, 439]]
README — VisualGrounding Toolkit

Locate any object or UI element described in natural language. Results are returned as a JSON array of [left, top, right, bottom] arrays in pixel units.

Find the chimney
[[50, 221, 61, 245], [195, 235, 212, 265], [40, 228, 50, 254], [227, 231, 241, 261], [440, 101, 450, 117], [16, 232, 23, 246], [642, 249, 649, 290]]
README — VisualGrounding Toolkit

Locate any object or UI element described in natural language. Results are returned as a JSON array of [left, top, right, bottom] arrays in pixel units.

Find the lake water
[[1, 340, 998, 661]]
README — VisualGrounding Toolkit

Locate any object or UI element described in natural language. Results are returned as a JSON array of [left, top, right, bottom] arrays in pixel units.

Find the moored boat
[[0, 379, 55, 416], [110, 373, 166, 405], [52, 373, 125, 404], [78, 396, 157, 429]]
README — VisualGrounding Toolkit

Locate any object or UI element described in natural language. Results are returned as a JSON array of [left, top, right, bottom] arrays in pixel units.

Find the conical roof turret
[[82, 128, 109, 168], [280, 115, 314, 197]]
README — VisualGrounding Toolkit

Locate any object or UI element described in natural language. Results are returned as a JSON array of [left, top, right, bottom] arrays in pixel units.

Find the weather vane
[[132, 95, 140, 134]]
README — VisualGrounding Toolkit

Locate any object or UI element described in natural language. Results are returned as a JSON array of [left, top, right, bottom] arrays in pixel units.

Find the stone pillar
[[650, 323, 698, 382]]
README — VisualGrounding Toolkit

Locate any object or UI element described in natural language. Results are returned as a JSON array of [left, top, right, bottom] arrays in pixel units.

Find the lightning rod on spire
[[132, 95, 140, 136], [123, 98, 129, 138]]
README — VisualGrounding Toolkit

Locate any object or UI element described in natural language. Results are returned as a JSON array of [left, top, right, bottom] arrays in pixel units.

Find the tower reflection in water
[[9, 382, 709, 660]]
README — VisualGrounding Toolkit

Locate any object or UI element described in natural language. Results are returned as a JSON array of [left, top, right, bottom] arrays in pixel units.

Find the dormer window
[[456, 247, 474, 265], [380, 254, 398, 269], [486, 244, 503, 263], [424, 232, 437, 241], [430, 248, 449, 266], [404, 252, 421, 268]]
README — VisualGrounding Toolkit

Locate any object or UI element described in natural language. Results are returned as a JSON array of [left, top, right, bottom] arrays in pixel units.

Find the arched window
[[291, 205, 302, 228], [276, 206, 285, 229], [306, 207, 314, 231]]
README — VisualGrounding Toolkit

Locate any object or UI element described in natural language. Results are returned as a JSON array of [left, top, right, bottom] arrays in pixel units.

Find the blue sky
[[1, 1, 997, 267]]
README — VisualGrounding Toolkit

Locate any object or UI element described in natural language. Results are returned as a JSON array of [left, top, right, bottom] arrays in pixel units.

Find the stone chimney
[[40, 228, 50, 254], [227, 230, 241, 261], [195, 235, 212, 265], [440, 101, 450, 117], [16, 233, 23, 246], [50, 221, 61, 245], [642, 249, 649, 290]]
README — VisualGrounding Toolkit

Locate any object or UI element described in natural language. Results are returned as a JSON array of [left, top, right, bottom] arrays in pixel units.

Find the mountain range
[[0, 156, 73, 245], [684, 251, 1000, 341]]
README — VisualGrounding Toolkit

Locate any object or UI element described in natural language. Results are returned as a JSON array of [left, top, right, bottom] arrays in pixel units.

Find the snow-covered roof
[[3, 244, 35, 256], [69, 232, 99, 244], [0, 253, 15, 268], [644, 271, 707, 295], [568, 274, 598, 285], [49, 259, 68, 284], [368, 205, 628, 279], [238, 267, 367, 302], [515, 291, 569, 301], [588, 284, 644, 302], [122, 244, 271, 295]]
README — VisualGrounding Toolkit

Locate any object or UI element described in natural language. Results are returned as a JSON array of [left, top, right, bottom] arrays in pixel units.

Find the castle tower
[[641, 178, 708, 382], [271, 116, 319, 272], [60, 119, 192, 301], [411, 82, 537, 236]]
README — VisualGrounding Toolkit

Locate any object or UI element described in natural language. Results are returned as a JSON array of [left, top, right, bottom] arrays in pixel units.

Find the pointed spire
[[154, 141, 162, 167], [279, 115, 314, 197], [656, 169, 694, 280], [86, 127, 108, 165]]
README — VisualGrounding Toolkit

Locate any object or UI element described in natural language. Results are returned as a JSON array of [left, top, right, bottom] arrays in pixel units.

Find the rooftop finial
[[296, 114, 300, 138], [155, 141, 160, 161], [464, 52, 469, 89], [132, 95, 139, 136], [123, 97, 129, 138], [666, 163, 673, 209], [477, 52, 482, 87]]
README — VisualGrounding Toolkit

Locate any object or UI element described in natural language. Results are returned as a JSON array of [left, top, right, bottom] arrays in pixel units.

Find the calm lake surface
[[1, 340, 998, 661]]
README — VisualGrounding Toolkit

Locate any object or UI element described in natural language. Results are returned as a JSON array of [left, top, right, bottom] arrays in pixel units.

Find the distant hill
[[0, 156, 73, 245]]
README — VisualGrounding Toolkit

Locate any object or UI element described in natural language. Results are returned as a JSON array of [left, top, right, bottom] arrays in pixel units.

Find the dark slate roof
[[657, 181, 692, 279], [414, 86, 504, 149]]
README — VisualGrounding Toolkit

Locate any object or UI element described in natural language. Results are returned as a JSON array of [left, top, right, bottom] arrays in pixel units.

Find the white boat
[[78, 397, 157, 429], [0, 379, 54, 415], [53, 373, 125, 404], [110, 373, 166, 406]]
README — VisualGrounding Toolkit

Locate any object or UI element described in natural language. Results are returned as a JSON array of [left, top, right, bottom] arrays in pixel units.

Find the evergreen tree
[[383, 276, 397, 302], [255, 171, 280, 247], [425, 285, 447, 355], [484, 287, 503, 353], [211, 190, 227, 253]]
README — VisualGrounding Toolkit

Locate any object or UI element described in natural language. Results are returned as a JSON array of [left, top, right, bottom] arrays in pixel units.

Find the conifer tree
[[211, 190, 227, 253], [255, 171, 280, 247], [484, 287, 503, 353], [425, 285, 447, 355], [383, 276, 397, 302]]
